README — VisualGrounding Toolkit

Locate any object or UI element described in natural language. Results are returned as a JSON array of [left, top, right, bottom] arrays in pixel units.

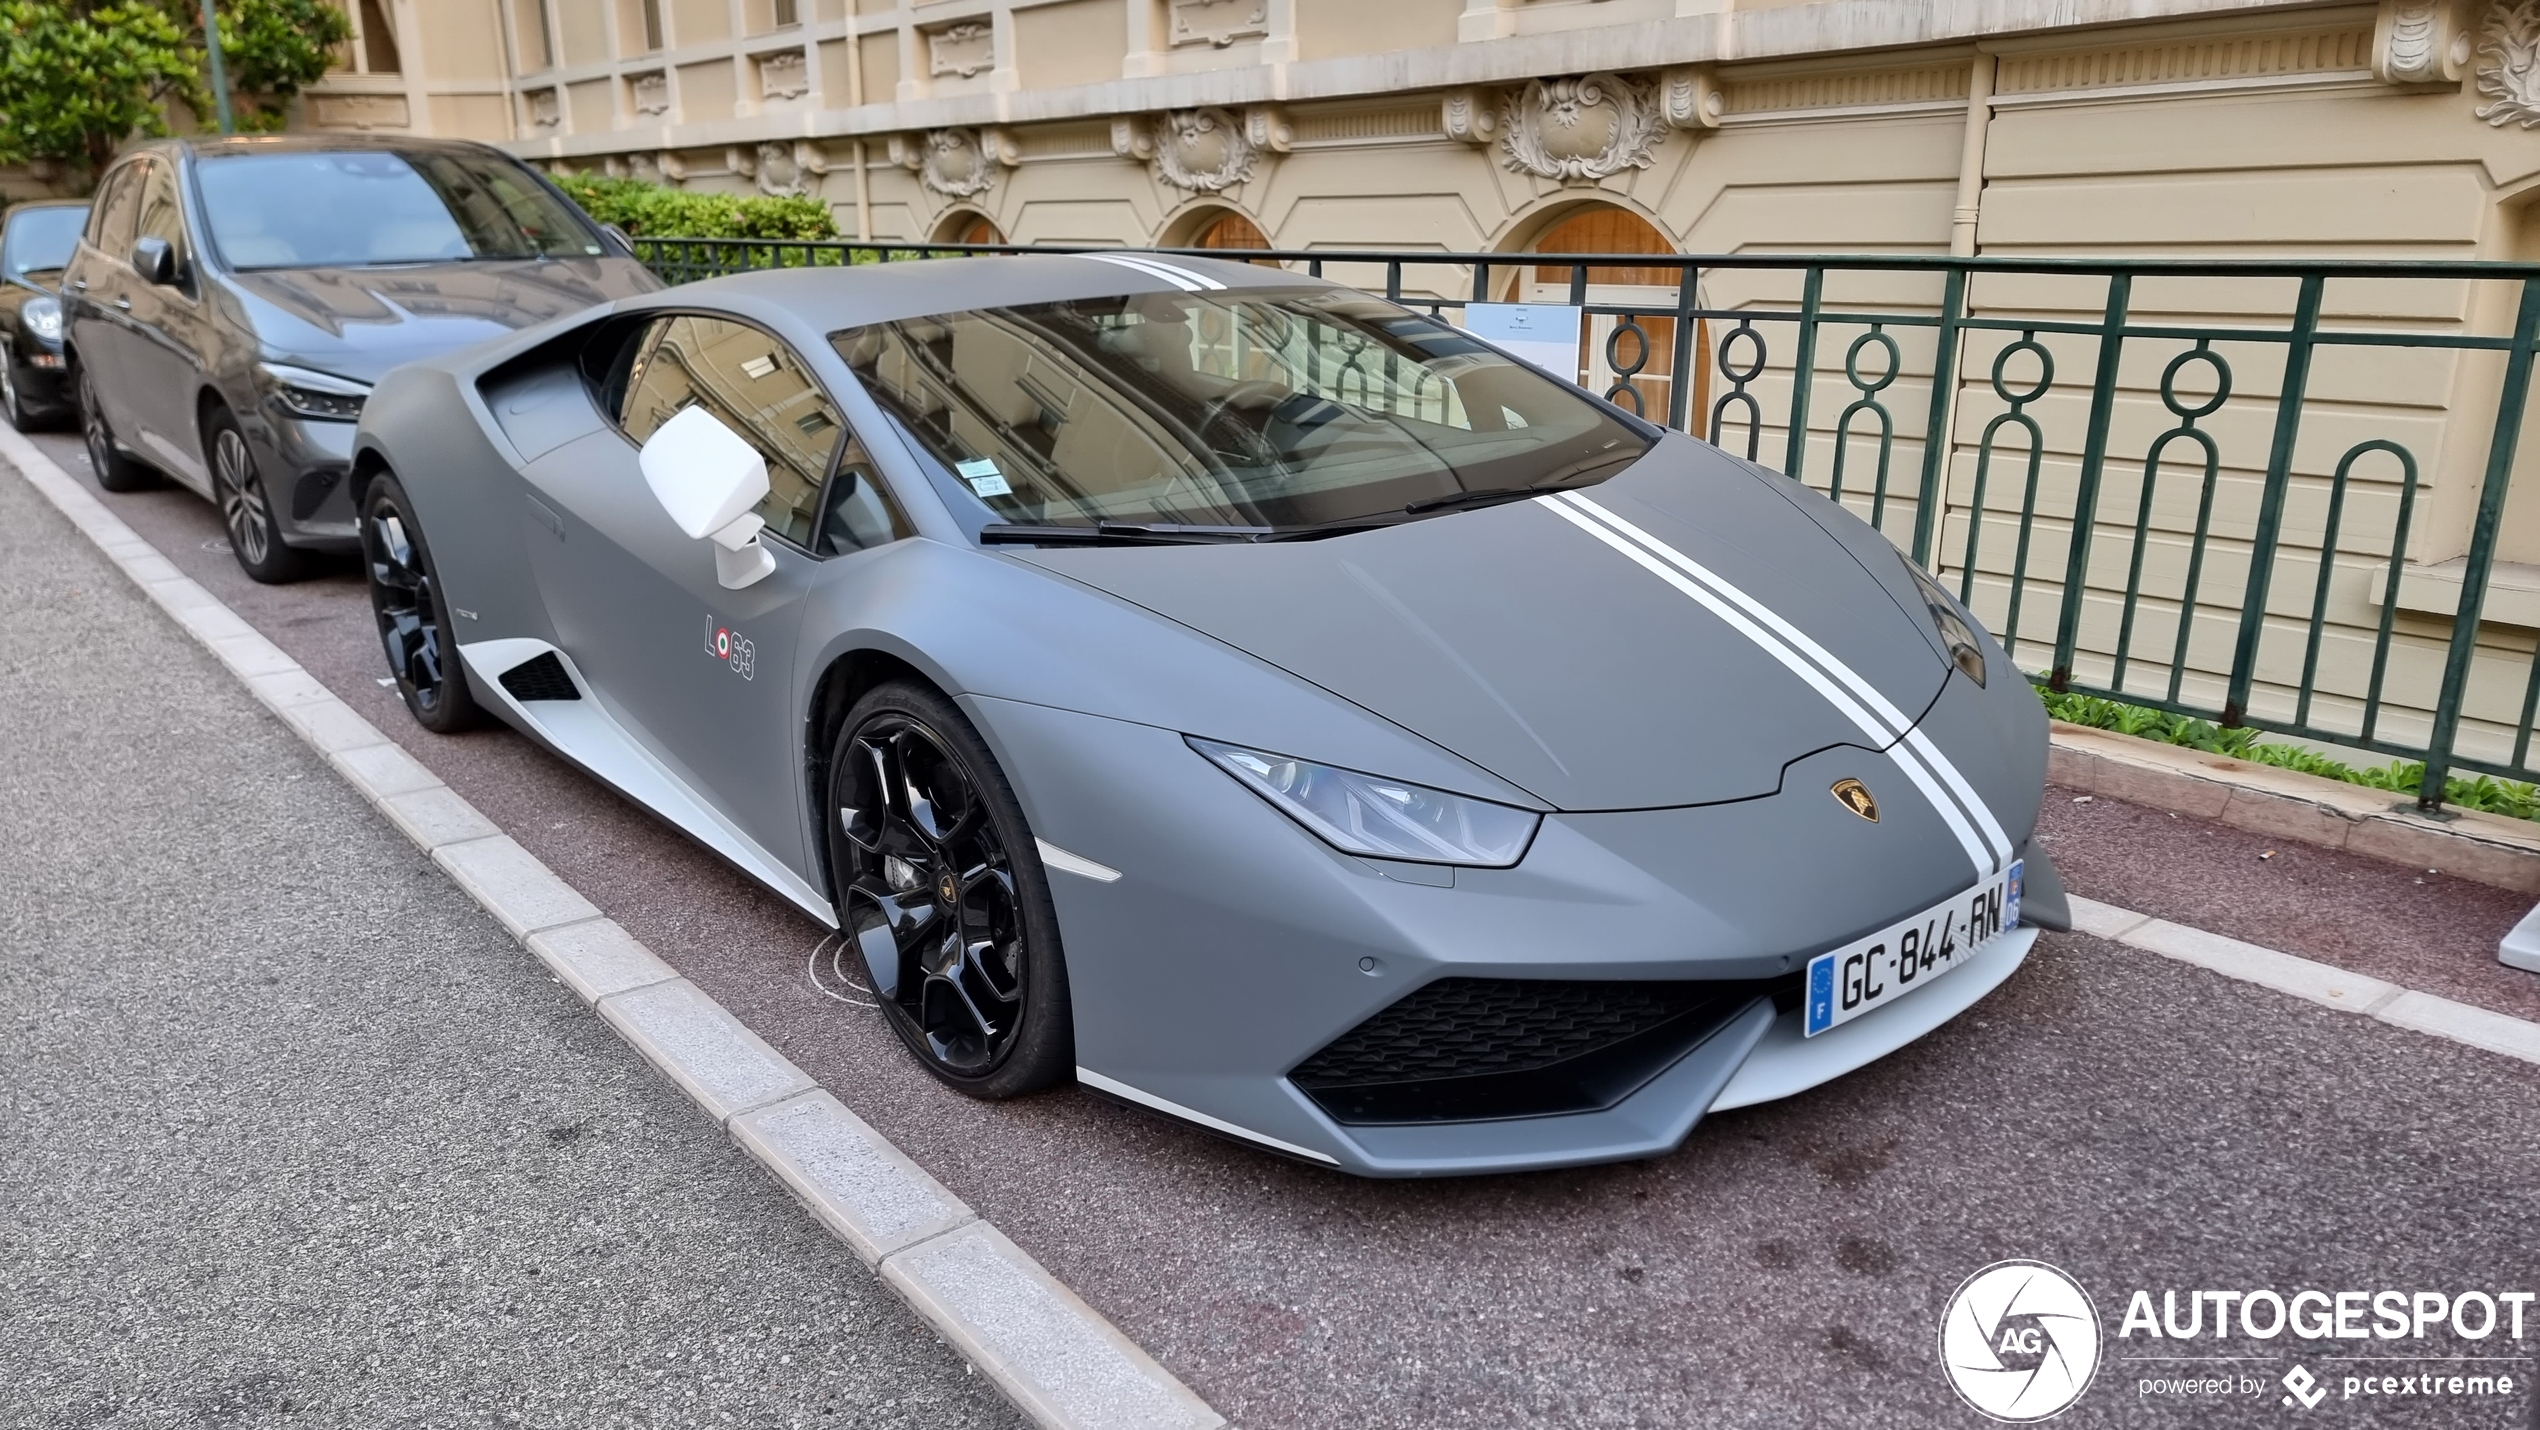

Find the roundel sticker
[[1939, 1260, 2102, 1421], [702, 614, 756, 680]]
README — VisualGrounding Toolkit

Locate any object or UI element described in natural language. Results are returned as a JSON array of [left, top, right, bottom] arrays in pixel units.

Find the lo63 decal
[[704, 615, 756, 680]]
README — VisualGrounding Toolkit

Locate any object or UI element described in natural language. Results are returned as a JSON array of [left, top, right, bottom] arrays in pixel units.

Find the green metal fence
[[632, 236, 2540, 812]]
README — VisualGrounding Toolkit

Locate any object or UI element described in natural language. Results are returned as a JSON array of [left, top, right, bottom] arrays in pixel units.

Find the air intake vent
[[498, 651, 579, 702], [1287, 976, 1784, 1125]]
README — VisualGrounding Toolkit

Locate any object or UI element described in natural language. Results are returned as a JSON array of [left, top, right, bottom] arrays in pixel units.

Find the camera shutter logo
[[1939, 1260, 2102, 1422]]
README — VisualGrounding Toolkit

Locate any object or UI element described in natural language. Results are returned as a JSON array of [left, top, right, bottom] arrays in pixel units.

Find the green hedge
[[554, 173, 836, 241], [2035, 686, 2540, 822]]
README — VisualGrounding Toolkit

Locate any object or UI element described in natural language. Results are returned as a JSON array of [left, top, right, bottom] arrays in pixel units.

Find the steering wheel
[[1194, 380, 1291, 460]]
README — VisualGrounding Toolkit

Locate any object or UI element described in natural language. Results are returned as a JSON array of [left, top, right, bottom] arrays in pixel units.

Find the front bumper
[[249, 404, 360, 547], [973, 692, 2052, 1178], [8, 341, 71, 411]]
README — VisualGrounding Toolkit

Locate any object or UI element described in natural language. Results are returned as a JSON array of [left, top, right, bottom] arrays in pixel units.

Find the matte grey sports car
[[355, 252, 2069, 1178]]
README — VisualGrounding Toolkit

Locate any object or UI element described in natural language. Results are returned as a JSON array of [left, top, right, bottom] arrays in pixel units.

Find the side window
[[133, 160, 187, 258], [86, 165, 142, 259], [817, 430, 910, 555], [618, 314, 896, 551]]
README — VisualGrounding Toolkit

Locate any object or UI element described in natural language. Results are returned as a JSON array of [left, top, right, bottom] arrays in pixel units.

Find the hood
[[1009, 438, 1951, 811], [228, 256, 658, 385]]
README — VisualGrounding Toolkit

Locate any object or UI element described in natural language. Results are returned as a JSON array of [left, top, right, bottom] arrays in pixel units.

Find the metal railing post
[[2419, 277, 2540, 809], [1782, 267, 1825, 479], [1912, 264, 1969, 567], [1668, 264, 1698, 433], [2223, 274, 2325, 728], [2050, 272, 2132, 691]]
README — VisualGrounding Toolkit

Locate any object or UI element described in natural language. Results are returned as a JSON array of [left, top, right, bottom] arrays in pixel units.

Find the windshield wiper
[[978, 521, 1276, 547]]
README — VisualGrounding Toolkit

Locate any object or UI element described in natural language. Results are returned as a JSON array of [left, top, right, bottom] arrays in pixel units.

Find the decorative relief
[[629, 70, 670, 116], [626, 150, 663, 183], [1994, 28, 2371, 96], [1498, 73, 1666, 183], [1291, 103, 1441, 146], [1660, 65, 1723, 129], [1724, 63, 1968, 116], [903, 127, 997, 198], [1109, 115, 1155, 161], [2374, 0, 2474, 84], [1021, 122, 1115, 159], [1153, 106, 1257, 192], [928, 21, 995, 80], [527, 88, 560, 128], [757, 49, 809, 102], [1244, 105, 1292, 154], [754, 140, 803, 195], [2478, 0, 2540, 125], [312, 92, 410, 130], [1440, 88, 1500, 145], [1169, 0, 1267, 48]]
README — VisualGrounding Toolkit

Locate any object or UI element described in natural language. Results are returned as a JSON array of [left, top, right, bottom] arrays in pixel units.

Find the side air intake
[[498, 651, 580, 702]]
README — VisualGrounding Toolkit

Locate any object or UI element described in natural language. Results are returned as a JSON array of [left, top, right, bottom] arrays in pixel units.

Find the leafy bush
[[2035, 685, 2540, 822], [553, 173, 837, 241]]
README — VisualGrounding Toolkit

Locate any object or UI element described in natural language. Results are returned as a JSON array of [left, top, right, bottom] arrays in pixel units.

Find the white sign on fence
[[1462, 303, 1584, 386]]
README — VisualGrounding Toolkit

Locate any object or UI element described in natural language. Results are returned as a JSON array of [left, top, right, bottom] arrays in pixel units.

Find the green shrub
[[553, 173, 837, 241], [2035, 684, 2540, 822]]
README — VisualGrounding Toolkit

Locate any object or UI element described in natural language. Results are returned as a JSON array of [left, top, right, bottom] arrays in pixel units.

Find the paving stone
[[734, 1091, 975, 1267], [433, 835, 602, 940], [527, 918, 679, 1004], [598, 977, 815, 1121]]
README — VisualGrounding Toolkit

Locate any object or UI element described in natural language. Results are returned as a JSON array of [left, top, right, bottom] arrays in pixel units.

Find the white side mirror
[[638, 404, 776, 589]]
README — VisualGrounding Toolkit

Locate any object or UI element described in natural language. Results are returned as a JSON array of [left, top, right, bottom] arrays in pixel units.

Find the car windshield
[[830, 286, 1652, 535], [195, 150, 603, 270], [4, 206, 87, 279]]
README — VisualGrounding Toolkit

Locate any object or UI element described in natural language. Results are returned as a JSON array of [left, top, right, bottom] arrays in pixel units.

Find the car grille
[[1289, 976, 1787, 1125], [498, 651, 580, 702]]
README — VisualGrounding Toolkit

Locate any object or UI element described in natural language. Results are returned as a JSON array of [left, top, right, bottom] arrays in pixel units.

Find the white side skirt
[[1075, 1067, 1338, 1164], [1710, 926, 2037, 1111], [457, 637, 838, 926]]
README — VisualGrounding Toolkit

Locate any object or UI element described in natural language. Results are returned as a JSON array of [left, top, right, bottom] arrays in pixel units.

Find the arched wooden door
[[937, 212, 1003, 246], [1521, 207, 1709, 431]]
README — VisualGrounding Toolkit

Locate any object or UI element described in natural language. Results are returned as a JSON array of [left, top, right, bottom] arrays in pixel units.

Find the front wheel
[[207, 407, 311, 583], [826, 682, 1073, 1098], [361, 472, 482, 733]]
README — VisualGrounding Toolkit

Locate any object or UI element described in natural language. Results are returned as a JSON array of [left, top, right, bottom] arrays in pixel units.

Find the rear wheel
[[208, 407, 311, 583], [361, 472, 482, 733], [76, 362, 151, 492], [826, 681, 1072, 1098]]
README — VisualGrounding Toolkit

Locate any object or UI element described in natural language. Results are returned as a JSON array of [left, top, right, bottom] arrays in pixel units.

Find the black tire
[[1, 348, 38, 432], [206, 405, 312, 583], [361, 472, 483, 734], [76, 361, 152, 492], [826, 681, 1073, 1098]]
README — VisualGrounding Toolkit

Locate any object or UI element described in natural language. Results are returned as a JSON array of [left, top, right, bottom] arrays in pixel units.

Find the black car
[[62, 134, 660, 581], [1, 200, 90, 430]]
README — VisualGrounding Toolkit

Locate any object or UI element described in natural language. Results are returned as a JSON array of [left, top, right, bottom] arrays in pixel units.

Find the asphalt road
[[11, 425, 2540, 1428], [0, 448, 1023, 1426]]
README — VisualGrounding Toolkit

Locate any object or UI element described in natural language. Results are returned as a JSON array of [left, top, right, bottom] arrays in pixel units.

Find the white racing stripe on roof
[[1077, 252, 1225, 291], [1554, 491, 2016, 871], [1536, 495, 1996, 877]]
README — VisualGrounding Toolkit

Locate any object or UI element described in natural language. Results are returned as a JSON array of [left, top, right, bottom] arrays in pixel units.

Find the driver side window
[[619, 314, 841, 548]]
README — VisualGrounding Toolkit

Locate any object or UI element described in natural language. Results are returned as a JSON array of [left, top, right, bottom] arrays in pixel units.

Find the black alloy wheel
[[76, 362, 151, 492], [207, 406, 310, 583], [828, 682, 1071, 1097], [1, 348, 30, 431], [361, 472, 481, 734]]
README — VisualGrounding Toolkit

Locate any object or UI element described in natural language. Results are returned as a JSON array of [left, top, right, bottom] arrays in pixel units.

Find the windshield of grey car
[[195, 151, 604, 270], [4, 206, 86, 279], [829, 287, 1653, 534]]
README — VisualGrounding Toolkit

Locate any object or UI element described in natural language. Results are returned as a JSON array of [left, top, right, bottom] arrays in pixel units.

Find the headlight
[[22, 295, 62, 344], [1911, 564, 1988, 687], [257, 361, 369, 422], [1190, 738, 1540, 867]]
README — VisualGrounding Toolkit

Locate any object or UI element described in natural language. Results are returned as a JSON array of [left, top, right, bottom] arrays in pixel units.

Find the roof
[[684, 252, 1331, 331], [139, 133, 515, 162]]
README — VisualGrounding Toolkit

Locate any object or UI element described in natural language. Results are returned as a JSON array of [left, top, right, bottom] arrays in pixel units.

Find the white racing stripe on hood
[[1537, 492, 2004, 877], [1077, 253, 1225, 291], [1553, 493, 2015, 870]]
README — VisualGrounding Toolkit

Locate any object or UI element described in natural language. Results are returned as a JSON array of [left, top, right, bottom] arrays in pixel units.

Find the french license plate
[[1804, 860, 2021, 1037]]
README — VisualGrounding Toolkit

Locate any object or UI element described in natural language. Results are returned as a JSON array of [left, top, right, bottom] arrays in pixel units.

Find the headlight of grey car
[[256, 361, 370, 422], [1910, 564, 1988, 687], [23, 295, 62, 345], [1190, 738, 1541, 867]]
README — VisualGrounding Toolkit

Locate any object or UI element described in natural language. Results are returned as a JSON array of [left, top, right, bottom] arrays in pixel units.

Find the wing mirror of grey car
[[637, 405, 777, 589], [601, 223, 635, 255], [131, 235, 179, 287]]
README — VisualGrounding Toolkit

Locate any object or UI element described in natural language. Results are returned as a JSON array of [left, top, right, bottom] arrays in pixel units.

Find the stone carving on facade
[[1498, 72, 1667, 182], [629, 70, 670, 116], [528, 88, 560, 128], [1169, 0, 1267, 48], [1661, 65, 1724, 129], [754, 141, 804, 195], [626, 150, 663, 183], [2478, 0, 2540, 124], [2374, 0, 2473, 84], [1244, 105, 1292, 154], [657, 151, 689, 183], [903, 127, 998, 198], [758, 49, 809, 102], [1110, 115, 1155, 161], [1152, 107, 1257, 192], [1441, 88, 1501, 145], [928, 21, 995, 80]]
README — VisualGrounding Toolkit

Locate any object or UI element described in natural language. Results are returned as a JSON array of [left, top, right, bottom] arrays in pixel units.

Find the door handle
[[71, 278, 87, 291], [112, 297, 131, 312]]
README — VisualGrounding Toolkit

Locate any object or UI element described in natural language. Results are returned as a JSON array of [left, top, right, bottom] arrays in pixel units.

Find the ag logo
[[1939, 1260, 2102, 1422], [1831, 776, 1879, 822], [703, 614, 756, 680]]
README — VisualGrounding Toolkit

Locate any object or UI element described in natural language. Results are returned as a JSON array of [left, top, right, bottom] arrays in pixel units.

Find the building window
[[640, 0, 664, 51], [359, 0, 402, 74], [774, 0, 797, 25]]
